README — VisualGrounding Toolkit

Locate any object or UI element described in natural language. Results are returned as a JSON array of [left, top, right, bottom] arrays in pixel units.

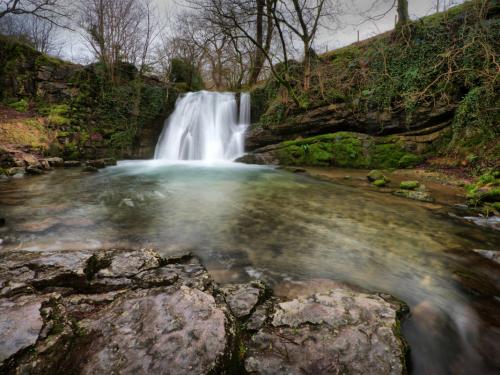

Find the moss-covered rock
[[373, 179, 387, 187], [367, 170, 391, 183], [400, 181, 420, 190], [271, 132, 421, 169]]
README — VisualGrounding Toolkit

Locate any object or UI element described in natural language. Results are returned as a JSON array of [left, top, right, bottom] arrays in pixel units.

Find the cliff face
[[245, 101, 456, 153], [243, 2, 499, 169], [0, 35, 169, 161]]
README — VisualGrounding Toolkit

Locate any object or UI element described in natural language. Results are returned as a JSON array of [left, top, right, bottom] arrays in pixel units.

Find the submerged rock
[[393, 189, 435, 203], [367, 169, 391, 183], [0, 249, 408, 374], [44, 157, 64, 168], [63, 160, 81, 168]]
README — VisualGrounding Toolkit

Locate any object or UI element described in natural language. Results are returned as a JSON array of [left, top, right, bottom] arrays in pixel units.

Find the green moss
[[398, 154, 423, 168], [400, 181, 420, 190], [373, 179, 387, 187], [275, 132, 422, 169]]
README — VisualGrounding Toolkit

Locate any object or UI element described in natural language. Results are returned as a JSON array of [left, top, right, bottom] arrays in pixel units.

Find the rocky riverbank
[[0, 145, 117, 178], [0, 248, 408, 374]]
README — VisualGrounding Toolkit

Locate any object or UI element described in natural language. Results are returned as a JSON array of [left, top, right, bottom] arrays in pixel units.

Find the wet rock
[[0, 250, 92, 296], [73, 286, 230, 374], [102, 158, 117, 166], [0, 250, 409, 374], [393, 189, 435, 202], [247, 299, 275, 331], [367, 170, 390, 183], [0, 294, 48, 364], [25, 165, 44, 175], [400, 181, 420, 190], [221, 280, 268, 318], [0, 249, 236, 374], [82, 165, 98, 173], [473, 249, 500, 265], [244, 287, 408, 375], [281, 167, 306, 173], [86, 159, 106, 169], [63, 160, 81, 168], [38, 159, 51, 170], [373, 179, 387, 187], [5, 167, 24, 177], [44, 157, 64, 168]]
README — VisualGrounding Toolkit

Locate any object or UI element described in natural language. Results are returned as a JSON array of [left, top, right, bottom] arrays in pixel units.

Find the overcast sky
[[59, 0, 464, 63]]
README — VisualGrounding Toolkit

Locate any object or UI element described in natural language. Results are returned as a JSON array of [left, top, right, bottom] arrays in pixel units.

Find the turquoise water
[[0, 160, 499, 374]]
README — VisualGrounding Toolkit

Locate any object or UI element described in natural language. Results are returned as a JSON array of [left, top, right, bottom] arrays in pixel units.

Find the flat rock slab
[[0, 250, 408, 374], [245, 287, 407, 375], [221, 280, 268, 318], [0, 249, 233, 374], [71, 286, 229, 374], [0, 295, 48, 363]]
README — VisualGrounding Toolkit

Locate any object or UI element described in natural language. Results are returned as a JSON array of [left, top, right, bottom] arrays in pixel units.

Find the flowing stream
[[0, 92, 499, 374]]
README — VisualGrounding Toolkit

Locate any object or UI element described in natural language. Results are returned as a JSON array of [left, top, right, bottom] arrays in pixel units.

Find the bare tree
[[273, 0, 340, 91], [77, 0, 161, 80], [0, 0, 69, 27], [0, 13, 61, 54]]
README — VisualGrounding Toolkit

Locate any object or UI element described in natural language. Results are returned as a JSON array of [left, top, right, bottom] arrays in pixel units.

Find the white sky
[[59, 0, 464, 63]]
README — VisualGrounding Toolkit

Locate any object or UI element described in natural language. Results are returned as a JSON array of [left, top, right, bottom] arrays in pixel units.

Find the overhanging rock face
[[0, 249, 408, 374]]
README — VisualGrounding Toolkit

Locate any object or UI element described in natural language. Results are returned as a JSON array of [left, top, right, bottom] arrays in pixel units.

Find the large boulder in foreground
[[244, 287, 407, 374], [0, 249, 408, 374]]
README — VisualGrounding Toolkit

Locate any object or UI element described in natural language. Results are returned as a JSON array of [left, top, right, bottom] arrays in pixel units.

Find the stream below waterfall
[[0, 161, 499, 374]]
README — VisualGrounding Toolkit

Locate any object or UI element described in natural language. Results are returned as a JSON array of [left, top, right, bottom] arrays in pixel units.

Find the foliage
[[276, 132, 421, 169], [466, 170, 500, 208], [256, 2, 499, 164], [6, 98, 29, 112], [169, 58, 204, 91]]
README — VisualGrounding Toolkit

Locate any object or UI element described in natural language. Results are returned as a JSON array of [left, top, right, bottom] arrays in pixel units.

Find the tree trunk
[[397, 0, 410, 26], [303, 42, 311, 92], [249, 0, 265, 84]]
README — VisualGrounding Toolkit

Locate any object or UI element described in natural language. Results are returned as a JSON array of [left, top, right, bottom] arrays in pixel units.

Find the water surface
[[0, 161, 499, 374]]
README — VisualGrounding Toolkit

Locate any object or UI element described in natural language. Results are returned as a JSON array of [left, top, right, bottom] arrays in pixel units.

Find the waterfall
[[154, 91, 250, 161]]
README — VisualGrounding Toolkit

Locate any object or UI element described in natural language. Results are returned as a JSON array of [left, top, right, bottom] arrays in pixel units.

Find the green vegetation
[[254, 2, 499, 167], [276, 132, 421, 168], [7, 99, 29, 112], [400, 181, 420, 190], [373, 179, 387, 187], [466, 170, 500, 214]]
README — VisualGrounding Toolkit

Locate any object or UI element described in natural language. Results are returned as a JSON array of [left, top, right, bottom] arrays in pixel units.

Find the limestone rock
[[393, 189, 434, 202], [221, 280, 268, 318], [245, 287, 407, 375], [0, 294, 48, 365], [473, 249, 500, 265], [44, 157, 64, 168], [63, 161, 81, 168]]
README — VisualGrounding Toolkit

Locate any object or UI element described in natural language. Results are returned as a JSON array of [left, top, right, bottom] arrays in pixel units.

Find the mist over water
[[154, 91, 249, 161]]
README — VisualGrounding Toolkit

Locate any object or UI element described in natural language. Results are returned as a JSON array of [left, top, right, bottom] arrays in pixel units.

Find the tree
[[273, 0, 340, 91], [396, 0, 409, 26], [0, 0, 69, 27], [77, 0, 161, 81]]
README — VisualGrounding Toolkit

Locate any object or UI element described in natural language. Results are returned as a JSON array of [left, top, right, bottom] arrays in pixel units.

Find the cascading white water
[[154, 91, 250, 161]]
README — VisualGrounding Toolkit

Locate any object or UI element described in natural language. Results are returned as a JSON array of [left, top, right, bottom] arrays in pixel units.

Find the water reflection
[[0, 160, 499, 374]]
